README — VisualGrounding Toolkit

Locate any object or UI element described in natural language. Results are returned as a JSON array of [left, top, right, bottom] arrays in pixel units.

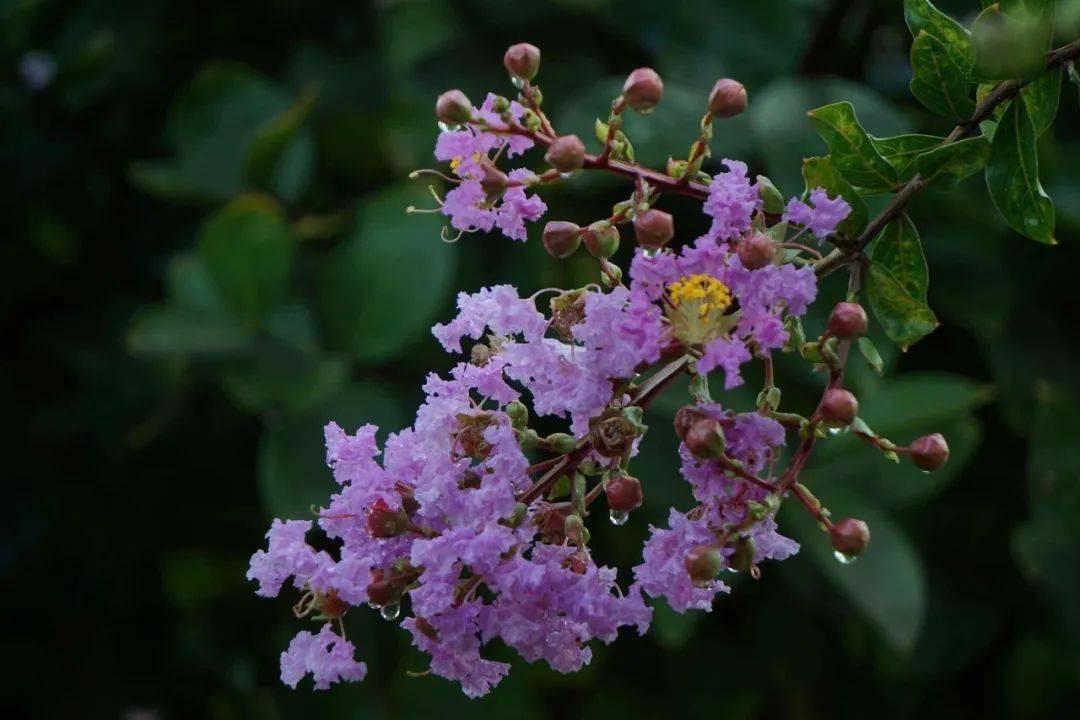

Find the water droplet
[[511, 76, 525, 90], [609, 509, 629, 526], [559, 172, 573, 179], [380, 603, 401, 621], [367, 601, 378, 610], [827, 425, 849, 436], [833, 550, 857, 565], [437, 121, 461, 132], [919, 469, 931, 475], [642, 247, 660, 259]]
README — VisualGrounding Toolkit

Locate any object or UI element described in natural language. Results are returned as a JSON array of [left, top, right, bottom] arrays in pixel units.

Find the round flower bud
[[820, 388, 859, 425], [730, 536, 757, 573], [622, 67, 664, 113], [564, 513, 585, 543], [909, 433, 949, 472], [633, 209, 675, 249], [673, 405, 710, 443], [583, 221, 620, 260], [503, 42, 541, 81], [545, 134, 586, 172], [830, 518, 870, 557], [685, 417, 726, 459], [436, 89, 472, 125], [366, 570, 404, 606], [479, 163, 508, 200], [684, 544, 723, 584], [828, 302, 868, 339], [367, 499, 409, 538], [605, 474, 643, 513], [542, 221, 582, 259], [707, 78, 747, 118], [737, 233, 776, 271]]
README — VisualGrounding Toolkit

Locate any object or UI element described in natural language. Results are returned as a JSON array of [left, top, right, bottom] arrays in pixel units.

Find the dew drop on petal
[[609, 509, 629, 526], [833, 550, 857, 565], [642, 247, 660, 259], [511, 76, 525, 90]]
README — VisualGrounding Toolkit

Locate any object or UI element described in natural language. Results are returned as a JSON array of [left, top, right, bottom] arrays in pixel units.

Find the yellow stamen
[[666, 274, 733, 318]]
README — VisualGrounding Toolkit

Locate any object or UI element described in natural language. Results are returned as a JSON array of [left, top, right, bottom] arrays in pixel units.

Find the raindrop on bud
[[545, 134, 586, 172], [633, 209, 675, 250], [380, 603, 401, 621], [436, 89, 473, 125], [820, 388, 859, 426], [605, 474, 643, 513], [503, 42, 541, 81], [622, 67, 664, 114], [609, 509, 629, 526], [833, 550, 857, 565], [830, 517, 870, 558]]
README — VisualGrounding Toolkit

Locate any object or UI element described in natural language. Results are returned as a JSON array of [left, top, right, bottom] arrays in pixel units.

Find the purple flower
[[783, 187, 851, 238], [703, 159, 761, 242], [280, 624, 367, 690], [697, 337, 751, 389], [633, 509, 730, 613], [494, 170, 547, 242]]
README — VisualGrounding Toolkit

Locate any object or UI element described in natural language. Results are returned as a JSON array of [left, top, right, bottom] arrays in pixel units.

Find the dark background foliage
[[4, 0, 1080, 717]]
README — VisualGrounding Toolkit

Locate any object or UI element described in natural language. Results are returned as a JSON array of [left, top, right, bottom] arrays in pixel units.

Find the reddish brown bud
[[366, 499, 409, 538], [320, 590, 348, 618], [542, 221, 582, 259], [436, 89, 473, 125], [545, 134, 586, 172], [503, 43, 541, 80], [674, 405, 710, 443], [684, 417, 726, 459], [820, 388, 858, 425], [633, 209, 675, 249], [684, 544, 723, 584], [909, 433, 949, 472], [707, 78, 748, 118], [605, 475, 643, 513], [479, 163, 508, 200], [737, 233, 776, 270], [828, 302, 868, 339], [366, 572, 404, 606], [622, 67, 664, 113], [830, 518, 870, 557]]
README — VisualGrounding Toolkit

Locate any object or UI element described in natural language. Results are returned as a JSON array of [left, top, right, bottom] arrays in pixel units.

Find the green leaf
[[197, 194, 297, 321], [903, 0, 974, 72], [871, 133, 944, 180], [245, 84, 319, 194], [127, 305, 253, 358], [909, 31, 976, 119], [807, 102, 899, 193], [914, 136, 991, 185], [318, 183, 457, 363], [800, 156, 869, 237], [857, 336, 884, 376], [870, 215, 928, 301], [986, 99, 1055, 243], [786, 488, 927, 652], [972, 3, 1051, 82], [867, 262, 939, 350], [258, 382, 406, 519], [1021, 66, 1062, 136]]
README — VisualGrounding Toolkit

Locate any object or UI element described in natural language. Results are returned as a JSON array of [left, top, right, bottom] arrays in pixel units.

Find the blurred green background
[[5, 0, 1080, 717]]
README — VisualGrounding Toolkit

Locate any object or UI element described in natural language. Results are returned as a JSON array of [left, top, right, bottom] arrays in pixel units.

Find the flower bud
[[830, 518, 870, 557], [756, 175, 785, 215], [828, 302, 868, 339], [479, 163, 508, 200], [546, 432, 578, 454], [545, 134, 586, 172], [436, 89, 472, 125], [503, 42, 541, 81], [564, 513, 585, 542], [685, 417, 726, 459], [367, 499, 409, 538], [674, 405, 710, 443], [633, 209, 674, 250], [542, 221, 582, 259], [909, 433, 949, 472], [583, 221, 620, 260], [707, 78, 747, 118], [605, 474, 643, 513], [820, 388, 858, 425], [622, 67, 664, 113], [737, 233, 776, 271], [590, 413, 638, 458], [506, 400, 528, 429], [730, 536, 757, 572], [366, 569, 404, 606], [684, 544, 723, 584]]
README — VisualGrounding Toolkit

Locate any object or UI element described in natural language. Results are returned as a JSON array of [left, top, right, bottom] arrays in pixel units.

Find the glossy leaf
[[909, 31, 975, 119], [986, 99, 1055, 244], [914, 136, 991, 185], [127, 305, 253, 358], [871, 215, 928, 301], [871, 133, 944, 180], [800, 156, 869, 237], [972, 3, 1051, 82], [1021, 66, 1062, 136], [197, 194, 297, 321], [903, 0, 974, 71], [867, 262, 938, 350], [806, 102, 899, 192], [245, 84, 319, 194], [318, 183, 457, 363]]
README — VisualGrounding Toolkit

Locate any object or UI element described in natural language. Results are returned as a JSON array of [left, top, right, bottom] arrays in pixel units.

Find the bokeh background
[[5, 0, 1080, 717]]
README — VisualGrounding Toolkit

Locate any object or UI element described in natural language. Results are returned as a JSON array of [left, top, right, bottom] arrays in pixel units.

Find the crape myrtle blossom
[[250, 44, 956, 700]]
